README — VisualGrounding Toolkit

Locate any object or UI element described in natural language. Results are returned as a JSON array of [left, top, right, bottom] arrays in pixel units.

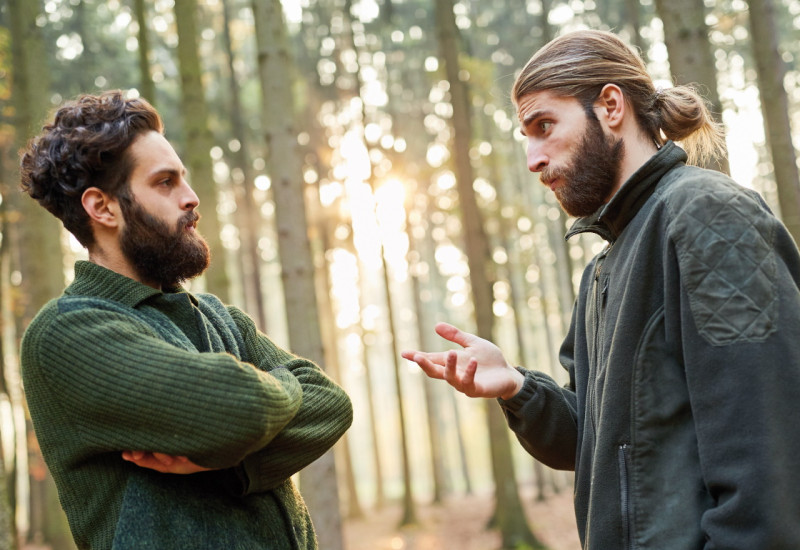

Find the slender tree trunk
[[132, 0, 156, 105], [221, 0, 268, 328], [746, 0, 800, 245], [173, 0, 230, 300], [9, 1, 67, 545], [252, 1, 345, 548], [434, 0, 542, 547], [654, 0, 730, 173], [340, 0, 417, 525]]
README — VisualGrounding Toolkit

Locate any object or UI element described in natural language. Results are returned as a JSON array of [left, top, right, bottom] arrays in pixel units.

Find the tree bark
[[252, 0, 345, 548], [654, 0, 730, 173], [434, 0, 543, 547], [132, 0, 156, 104], [746, 0, 800, 245], [173, 0, 230, 300]]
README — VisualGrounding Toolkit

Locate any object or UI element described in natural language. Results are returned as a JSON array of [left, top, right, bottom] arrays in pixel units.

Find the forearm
[[239, 360, 353, 493], [23, 308, 303, 469]]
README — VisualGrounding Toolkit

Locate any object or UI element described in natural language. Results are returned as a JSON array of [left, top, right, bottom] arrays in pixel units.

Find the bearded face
[[541, 114, 624, 218], [119, 198, 210, 289]]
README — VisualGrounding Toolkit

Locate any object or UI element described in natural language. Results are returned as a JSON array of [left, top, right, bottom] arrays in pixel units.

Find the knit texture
[[21, 261, 353, 549]]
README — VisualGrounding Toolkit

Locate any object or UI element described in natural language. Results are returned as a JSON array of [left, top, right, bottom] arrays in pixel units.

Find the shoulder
[[659, 166, 780, 345]]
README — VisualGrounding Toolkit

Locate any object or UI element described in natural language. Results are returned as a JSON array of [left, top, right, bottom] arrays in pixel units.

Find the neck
[[88, 245, 160, 290]]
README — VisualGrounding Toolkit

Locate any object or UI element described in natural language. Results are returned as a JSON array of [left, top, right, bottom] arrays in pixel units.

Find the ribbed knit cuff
[[497, 367, 537, 413]]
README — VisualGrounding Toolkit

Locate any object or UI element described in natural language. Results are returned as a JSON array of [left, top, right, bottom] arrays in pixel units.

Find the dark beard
[[542, 115, 624, 218], [119, 199, 210, 288]]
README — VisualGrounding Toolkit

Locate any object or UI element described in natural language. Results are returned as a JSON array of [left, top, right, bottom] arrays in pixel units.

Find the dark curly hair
[[19, 90, 163, 247]]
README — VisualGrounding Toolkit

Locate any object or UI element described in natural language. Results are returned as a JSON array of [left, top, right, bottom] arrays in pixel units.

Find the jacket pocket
[[618, 444, 633, 550]]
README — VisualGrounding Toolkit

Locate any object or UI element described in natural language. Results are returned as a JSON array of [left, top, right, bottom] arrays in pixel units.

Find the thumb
[[434, 322, 477, 349]]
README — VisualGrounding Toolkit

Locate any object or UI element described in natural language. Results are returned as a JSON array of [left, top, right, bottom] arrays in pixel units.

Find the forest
[[1, 0, 800, 549]]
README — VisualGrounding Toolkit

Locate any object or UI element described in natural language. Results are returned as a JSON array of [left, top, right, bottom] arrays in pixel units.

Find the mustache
[[180, 210, 200, 228], [540, 166, 567, 184]]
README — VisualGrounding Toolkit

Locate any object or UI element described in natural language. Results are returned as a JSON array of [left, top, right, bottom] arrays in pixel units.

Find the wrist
[[499, 367, 525, 401]]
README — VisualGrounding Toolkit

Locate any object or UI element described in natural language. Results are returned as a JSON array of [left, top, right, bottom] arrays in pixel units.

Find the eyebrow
[[147, 167, 186, 181], [519, 109, 554, 136]]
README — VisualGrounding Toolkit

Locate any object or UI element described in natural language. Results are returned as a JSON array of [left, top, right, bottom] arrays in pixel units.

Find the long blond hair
[[512, 30, 726, 166]]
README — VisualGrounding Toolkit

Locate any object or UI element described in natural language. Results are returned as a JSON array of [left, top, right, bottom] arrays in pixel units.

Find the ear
[[593, 84, 626, 130], [81, 187, 121, 229]]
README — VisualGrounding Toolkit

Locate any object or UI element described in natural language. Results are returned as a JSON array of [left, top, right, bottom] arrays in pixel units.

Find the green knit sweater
[[20, 261, 353, 549]]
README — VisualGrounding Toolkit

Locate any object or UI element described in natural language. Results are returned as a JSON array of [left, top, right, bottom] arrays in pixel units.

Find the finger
[[152, 452, 174, 466], [435, 322, 478, 349], [461, 357, 479, 395], [443, 350, 459, 387], [123, 450, 145, 461], [404, 350, 450, 366], [413, 353, 446, 380]]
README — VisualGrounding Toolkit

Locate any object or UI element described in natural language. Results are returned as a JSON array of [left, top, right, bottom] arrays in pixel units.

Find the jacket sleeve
[[498, 307, 580, 471], [20, 305, 303, 470], [668, 188, 800, 549], [228, 307, 353, 494]]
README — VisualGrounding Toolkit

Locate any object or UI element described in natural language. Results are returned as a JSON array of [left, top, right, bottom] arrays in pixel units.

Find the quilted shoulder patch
[[668, 185, 777, 346]]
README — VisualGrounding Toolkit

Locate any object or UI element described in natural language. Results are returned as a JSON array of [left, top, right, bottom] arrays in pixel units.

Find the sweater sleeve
[[668, 186, 800, 549], [21, 304, 303, 470], [228, 307, 353, 494]]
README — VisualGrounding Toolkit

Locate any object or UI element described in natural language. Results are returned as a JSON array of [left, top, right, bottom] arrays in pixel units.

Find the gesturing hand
[[121, 451, 214, 474], [401, 322, 524, 400]]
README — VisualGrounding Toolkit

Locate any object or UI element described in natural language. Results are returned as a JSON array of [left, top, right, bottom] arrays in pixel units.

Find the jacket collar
[[65, 260, 192, 308], [565, 141, 688, 242]]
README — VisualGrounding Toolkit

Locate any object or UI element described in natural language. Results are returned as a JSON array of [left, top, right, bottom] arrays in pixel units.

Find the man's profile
[[19, 90, 352, 549]]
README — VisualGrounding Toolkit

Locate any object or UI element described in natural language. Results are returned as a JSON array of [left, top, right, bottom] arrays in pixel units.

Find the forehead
[[516, 90, 584, 125], [128, 131, 184, 177]]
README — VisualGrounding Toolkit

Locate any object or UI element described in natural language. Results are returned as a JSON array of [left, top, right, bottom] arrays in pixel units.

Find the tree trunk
[[132, 0, 156, 105], [434, 0, 543, 547], [654, 0, 730, 173], [221, 0, 268, 329], [9, 0, 67, 545], [746, 0, 800, 245], [340, 0, 417, 525], [252, 0, 345, 548], [173, 0, 230, 300]]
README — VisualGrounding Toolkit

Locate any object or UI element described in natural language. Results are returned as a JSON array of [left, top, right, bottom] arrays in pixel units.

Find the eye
[[539, 120, 553, 133]]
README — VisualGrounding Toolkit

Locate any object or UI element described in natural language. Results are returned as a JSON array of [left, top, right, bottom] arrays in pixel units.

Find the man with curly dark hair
[[19, 90, 352, 549]]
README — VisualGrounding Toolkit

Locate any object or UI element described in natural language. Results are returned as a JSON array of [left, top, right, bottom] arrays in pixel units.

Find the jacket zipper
[[618, 444, 632, 550]]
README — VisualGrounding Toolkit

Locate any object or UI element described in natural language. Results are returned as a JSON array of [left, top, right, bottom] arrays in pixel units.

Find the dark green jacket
[[500, 143, 800, 549], [21, 261, 353, 549]]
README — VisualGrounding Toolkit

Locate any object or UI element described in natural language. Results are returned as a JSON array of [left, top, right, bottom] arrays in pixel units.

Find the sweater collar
[[65, 260, 192, 308], [565, 141, 688, 242]]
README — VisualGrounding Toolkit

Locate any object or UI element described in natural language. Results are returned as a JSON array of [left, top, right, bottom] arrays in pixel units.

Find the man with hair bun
[[19, 90, 352, 549], [404, 30, 800, 549]]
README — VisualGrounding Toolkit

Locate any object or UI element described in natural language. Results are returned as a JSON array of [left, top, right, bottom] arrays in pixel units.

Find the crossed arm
[[122, 305, 353, 486]]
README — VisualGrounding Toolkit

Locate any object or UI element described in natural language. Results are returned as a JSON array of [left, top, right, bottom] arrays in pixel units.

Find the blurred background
[[1, 0, 799, 549]]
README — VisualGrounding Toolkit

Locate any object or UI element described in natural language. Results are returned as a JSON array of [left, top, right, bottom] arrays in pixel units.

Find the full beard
[[542, 116, 624, 218], [119, 200, 210, 289]]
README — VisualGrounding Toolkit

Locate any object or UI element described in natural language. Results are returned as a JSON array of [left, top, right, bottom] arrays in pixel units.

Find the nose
[[526, 139, 548, 173], [180, 179, 200, 210]]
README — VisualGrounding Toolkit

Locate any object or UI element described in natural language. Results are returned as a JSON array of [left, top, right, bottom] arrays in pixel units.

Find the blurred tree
[[746, 0, 800, 245], [339, 0, 418, 526], [9, 0, 75, 547], [173, 0, 230, 300], [252, 0, 345, 548], [220, 0, 267, 329], [654, 0, 731, 173], [132, 0, 156, 104], [434, 0, 543, 547]]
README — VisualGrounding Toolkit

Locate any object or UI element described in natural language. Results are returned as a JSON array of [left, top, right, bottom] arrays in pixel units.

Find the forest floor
[[343, 486, 580, 550]]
